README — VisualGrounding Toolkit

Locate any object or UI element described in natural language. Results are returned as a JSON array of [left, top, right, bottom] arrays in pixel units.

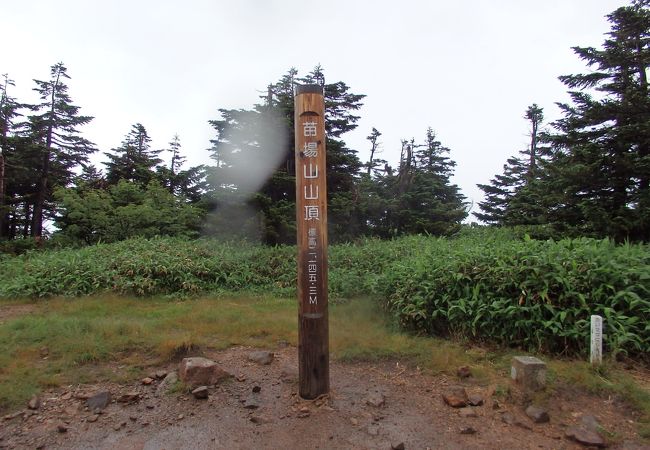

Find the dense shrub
[[1, 229, 648, 357], [379, 232, 650, 358]]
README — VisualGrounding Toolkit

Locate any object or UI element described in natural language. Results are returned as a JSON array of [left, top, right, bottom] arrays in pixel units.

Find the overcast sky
[[3, 0, 625, 217]]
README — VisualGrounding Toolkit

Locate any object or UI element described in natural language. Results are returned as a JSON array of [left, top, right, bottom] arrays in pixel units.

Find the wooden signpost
[[294, 84, 329, 399]]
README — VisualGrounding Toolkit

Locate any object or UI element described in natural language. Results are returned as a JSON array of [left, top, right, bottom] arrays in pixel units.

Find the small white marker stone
[[590, 315, 603, 365]]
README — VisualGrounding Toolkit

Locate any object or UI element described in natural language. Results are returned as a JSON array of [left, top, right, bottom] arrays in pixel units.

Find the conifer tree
[[206, 66, 365, 244], [365, 128, 386, 177], [25, 62, 95, 239], [546, 0, 650, 240], [104, 123, 162, 186], [157, 134, 207, 202], [0, 74, 20, 238], [474, 104, 546, 226], [389, 128, 466, 235]]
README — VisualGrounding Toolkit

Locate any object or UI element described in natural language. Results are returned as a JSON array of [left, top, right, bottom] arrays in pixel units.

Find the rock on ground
[[86, 391, 111, 412], [179, 357, 231, 388], [248, 351, 274, 365], [156, 372, 179, 396], [525, 405, 550, 423], [442, 387, 468, 408], [28, 395, 40, 410], [565, 425, 607, 448], [364, 392, 386, 408], [192, 386, 209, 400]]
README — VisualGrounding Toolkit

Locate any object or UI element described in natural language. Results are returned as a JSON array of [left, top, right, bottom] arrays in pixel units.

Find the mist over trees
[[0, 1, 649, 250]]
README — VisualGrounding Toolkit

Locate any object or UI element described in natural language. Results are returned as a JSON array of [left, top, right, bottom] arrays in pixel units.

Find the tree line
[[0, 0, 648, 249], [0, 63, 466, 248], [475, 0, 650, 242]]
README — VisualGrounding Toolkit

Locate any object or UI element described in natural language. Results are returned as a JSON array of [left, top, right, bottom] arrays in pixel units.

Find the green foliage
[[54, 180, 203, 244], [542, 0, 650, 241], [380, 230, 650, 358], [0, 229, 647, 359], [475, 104, 549, 227], [104, 123, 162, 186], [357, 128, 467, 238]]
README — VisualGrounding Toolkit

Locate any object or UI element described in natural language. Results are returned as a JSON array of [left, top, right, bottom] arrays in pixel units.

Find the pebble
[[28, 396, 41, 410], [459, 408, 478, 418], [364, 392, 386, 408], [56, 424, 68, 433], [392, 443, 405, 450], [117, 392, 141, 404], [248, 351, 274, 365], [192, 386, 209, 400], [367, 424, 379, 436], [459, 426, 477, 435], [525, 405, 550, 423], [141, 377, 154, 385], [243, 397, 260, 409], [86, 391, 111, 412]]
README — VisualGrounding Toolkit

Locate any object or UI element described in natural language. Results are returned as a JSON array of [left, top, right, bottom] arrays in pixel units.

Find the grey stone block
[[511, 356, 546, 391]]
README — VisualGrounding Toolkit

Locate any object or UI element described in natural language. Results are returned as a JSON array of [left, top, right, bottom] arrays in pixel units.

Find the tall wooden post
[[294, 84, 329, 399]]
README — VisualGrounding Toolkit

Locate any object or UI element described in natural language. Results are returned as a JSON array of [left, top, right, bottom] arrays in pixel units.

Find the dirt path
[[0, 303, 36, 325], [1, 346, 647, 450]]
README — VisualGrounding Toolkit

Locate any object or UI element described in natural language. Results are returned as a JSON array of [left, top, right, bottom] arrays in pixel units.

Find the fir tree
[[206, 66, 365, 244], [0, 74, 20, 238], [546, 0, 650, 240], [365, 127, 386, 177], [25, 62, 95, 239], [157, 134, 207, 202], [104, 123, 162, 186], [475, 104, 546, 226], [391, 129, 467, 235]]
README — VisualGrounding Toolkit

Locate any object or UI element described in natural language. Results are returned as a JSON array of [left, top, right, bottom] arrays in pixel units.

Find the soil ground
[[1, 346, 648, 450]]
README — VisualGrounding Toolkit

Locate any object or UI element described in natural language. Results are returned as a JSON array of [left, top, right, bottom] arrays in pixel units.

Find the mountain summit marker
[[294, 84, 329, 399]]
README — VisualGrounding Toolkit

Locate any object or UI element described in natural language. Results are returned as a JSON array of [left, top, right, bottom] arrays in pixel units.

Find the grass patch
[[331, 297, 474, 374]]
